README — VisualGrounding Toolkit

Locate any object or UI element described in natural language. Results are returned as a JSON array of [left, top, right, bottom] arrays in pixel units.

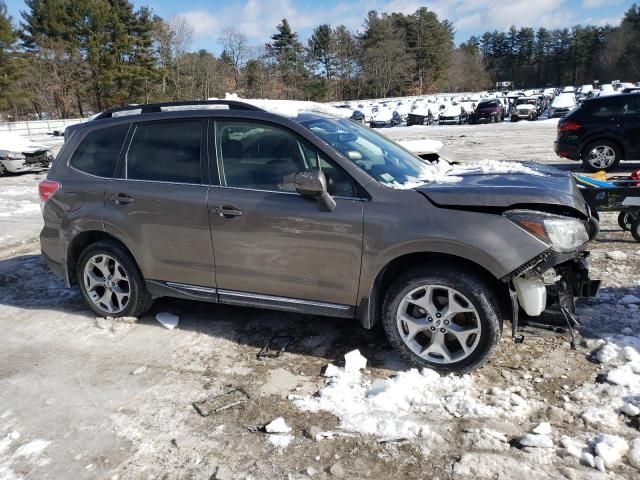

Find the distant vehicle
[[510, 97, 540, 122], [0, 132, 53, 175], [548, 93, 577, 118], [554, 92, 640, 172], [543, 88, 556, 100], [406, 105, 434, 126], [562, 86, 576, 93], [468, 99, 504, 124], [439, 104, 469, 125], [369, 108, 402, 128], [598, 84, 616, 97]]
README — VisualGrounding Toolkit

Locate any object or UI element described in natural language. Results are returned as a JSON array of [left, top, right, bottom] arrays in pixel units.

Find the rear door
[[103, 119, 216, 289], [207, 119, 364, 307], [620, 95, 640, 158]]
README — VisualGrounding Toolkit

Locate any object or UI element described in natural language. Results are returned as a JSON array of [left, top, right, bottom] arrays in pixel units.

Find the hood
[[0, 132, 50, 154], [442, 106, 462, 116], [516, 104, 535, 111], [415, 162, 588, 216], [552, 94, 576, 108]]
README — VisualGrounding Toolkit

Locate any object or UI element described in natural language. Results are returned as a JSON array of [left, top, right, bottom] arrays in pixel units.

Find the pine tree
[[266, 19, 306, 98]]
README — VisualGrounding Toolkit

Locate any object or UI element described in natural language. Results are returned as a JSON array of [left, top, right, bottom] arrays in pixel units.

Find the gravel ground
[[1, 122, 640, 479]]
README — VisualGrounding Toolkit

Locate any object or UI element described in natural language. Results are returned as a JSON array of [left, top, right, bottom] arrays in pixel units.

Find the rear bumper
[[41, 249, 65, 280], [554, 139, 580, 160]]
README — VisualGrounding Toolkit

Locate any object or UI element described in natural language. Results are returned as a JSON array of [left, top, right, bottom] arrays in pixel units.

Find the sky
[[4, 0, 635, 53]]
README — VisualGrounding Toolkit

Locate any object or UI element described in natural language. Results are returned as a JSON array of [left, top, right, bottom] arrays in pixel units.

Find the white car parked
[[0, 132, 53, 175]]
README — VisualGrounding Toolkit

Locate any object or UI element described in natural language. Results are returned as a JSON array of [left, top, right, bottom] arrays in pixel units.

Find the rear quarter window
[[69, 124, 130, 177]]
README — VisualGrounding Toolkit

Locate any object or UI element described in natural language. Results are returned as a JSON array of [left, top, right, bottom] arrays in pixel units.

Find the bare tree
[[218, 27, 249, 90]]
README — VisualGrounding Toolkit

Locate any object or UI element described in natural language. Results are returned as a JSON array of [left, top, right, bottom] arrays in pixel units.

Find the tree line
[[0, 0, 639, 121]]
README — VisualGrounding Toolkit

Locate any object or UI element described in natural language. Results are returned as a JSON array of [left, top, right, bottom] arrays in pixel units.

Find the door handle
[[212, 205, 243, 218], [112, 193, 134, 205]]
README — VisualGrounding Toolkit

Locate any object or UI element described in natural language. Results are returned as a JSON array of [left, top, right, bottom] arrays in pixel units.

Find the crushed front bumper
[[507, 251, 600, 346]]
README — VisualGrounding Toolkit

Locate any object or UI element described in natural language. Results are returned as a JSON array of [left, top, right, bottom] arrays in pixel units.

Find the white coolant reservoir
[[513, 275, 547, 317]]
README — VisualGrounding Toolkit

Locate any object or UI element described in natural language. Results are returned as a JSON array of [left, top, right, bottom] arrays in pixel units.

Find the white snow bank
[[292, 351, 536, 441], [155, 312, 179, 330], [224, 93, 351, 119]]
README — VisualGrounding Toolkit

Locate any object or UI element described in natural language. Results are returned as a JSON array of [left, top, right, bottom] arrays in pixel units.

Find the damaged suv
[[40, 100, 599, 373]]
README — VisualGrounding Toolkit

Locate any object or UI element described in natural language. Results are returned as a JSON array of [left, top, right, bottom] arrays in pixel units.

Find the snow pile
[[264, 417, 293, 450], [0, 186, 40, 218], [385, 161, 463, 189], [451, 160, 545, 177], [292, 350, 536, 441], [224, 93, 351, 119]]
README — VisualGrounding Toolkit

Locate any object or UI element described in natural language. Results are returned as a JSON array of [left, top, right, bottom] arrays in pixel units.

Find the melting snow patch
[[155, 312, 180, 330], [13, 439, 50, 457], [619, 294, 640, 305], [264, 417, 291, 434], [520, 433, 553, 448], [267, 434, 293, 450], [451, 160, 545, 177], [293, 351, 536, 441], [606, 251, 628, 261]]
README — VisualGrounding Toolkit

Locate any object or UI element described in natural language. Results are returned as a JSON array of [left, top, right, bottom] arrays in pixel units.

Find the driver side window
[[216, 121, 356, 197]]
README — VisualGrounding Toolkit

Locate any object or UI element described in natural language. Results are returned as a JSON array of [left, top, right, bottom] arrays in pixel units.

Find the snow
[[13, 439, 50, 457], [606, 250, 628, 261], [593, 434, 628, 468], [343, 349, 367, 374], [619, 294, 640, 305], [155, 312, 180, 330], [532, 422, 552, 435], [551, 93, 576, 109], [224, 93, 351, 119], [266, 434, 293, 449], [294, 351, 536, 441], [629, 438, 640, 468], [451, 160, 545, 177], [264, 417, 291, 434], [520, 433, 553, 448], [0, 132, 50, 154]]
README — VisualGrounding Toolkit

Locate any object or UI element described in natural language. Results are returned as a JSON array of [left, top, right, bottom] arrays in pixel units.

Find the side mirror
[[294, 169, 336, 212]]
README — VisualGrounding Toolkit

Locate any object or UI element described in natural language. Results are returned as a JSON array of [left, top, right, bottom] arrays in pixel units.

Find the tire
[[632, 219, 640, 243], [581, 140, 621, 172], [382, 265, 502, 374], [77, 240, 153, 318], [618, 210, 633, 231]]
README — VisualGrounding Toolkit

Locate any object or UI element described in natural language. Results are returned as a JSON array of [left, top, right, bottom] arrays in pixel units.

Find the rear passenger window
[[69, 124, 129, 177], [126, 121, 202, 184], [590, 99, 623, 117]]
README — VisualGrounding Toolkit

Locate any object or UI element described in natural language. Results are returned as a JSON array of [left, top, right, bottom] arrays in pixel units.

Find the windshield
[[299, 116, 444, 188]]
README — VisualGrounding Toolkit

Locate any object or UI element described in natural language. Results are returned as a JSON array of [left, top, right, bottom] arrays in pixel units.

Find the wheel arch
[[356, 251, 511, 330], [66, 230, 138, 286], [580, 135, 627, 161]]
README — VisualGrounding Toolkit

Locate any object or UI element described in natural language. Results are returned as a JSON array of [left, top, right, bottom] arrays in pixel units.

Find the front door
[[208, 119, 364, 307], [621, 95, 640, 159], [103, 119, 216, 288]]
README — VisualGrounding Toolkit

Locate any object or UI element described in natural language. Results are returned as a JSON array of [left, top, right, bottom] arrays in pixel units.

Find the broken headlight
[[505, 210, 589, 252], [0, 150, 26, 160]]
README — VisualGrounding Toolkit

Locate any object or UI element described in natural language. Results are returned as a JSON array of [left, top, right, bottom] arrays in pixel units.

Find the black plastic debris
[[257, 335, 294, 359], [192, 387, 250, 417]]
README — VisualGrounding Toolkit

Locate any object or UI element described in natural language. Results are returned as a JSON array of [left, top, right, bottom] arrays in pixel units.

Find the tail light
[[38, 179, 60, 203], [559, 121, 582, 132]]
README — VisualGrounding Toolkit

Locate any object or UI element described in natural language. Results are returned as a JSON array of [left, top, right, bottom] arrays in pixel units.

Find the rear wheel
[[77, 240, 152, 318], [382, 266, 501, 374], [618, 210, 633, 231], [582, 140, 621, 172]]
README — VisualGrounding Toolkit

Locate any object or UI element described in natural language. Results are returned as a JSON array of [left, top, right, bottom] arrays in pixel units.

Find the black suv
[[555, 93, 640, 172]]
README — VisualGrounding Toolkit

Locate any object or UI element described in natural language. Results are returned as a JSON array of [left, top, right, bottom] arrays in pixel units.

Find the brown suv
[[39, 100, 599, 373]]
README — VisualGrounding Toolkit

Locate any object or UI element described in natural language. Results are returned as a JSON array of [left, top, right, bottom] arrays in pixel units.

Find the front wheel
[[582, 140, 621, 172], [77, 240, 153, 318], [382, 266, 502, 374]]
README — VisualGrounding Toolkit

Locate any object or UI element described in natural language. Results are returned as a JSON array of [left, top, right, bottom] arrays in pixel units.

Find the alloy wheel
[[587, 145, 616, 169], [83, 254, 130, 314], [396, 285, 481, 364]]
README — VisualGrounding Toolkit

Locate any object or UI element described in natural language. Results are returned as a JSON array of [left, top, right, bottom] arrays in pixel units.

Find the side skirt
[[145, 280, 355, 319]]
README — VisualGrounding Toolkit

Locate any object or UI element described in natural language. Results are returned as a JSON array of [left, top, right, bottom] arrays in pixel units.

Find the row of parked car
[[336, 82, 640, 129]]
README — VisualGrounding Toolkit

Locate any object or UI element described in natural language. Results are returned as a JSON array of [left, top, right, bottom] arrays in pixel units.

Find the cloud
[[176, 0, 625, 51], [582, 0, 622, 8]]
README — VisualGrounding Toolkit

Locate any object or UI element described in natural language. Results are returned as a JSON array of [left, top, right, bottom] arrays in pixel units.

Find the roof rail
[[93, 99, 264, 120]]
